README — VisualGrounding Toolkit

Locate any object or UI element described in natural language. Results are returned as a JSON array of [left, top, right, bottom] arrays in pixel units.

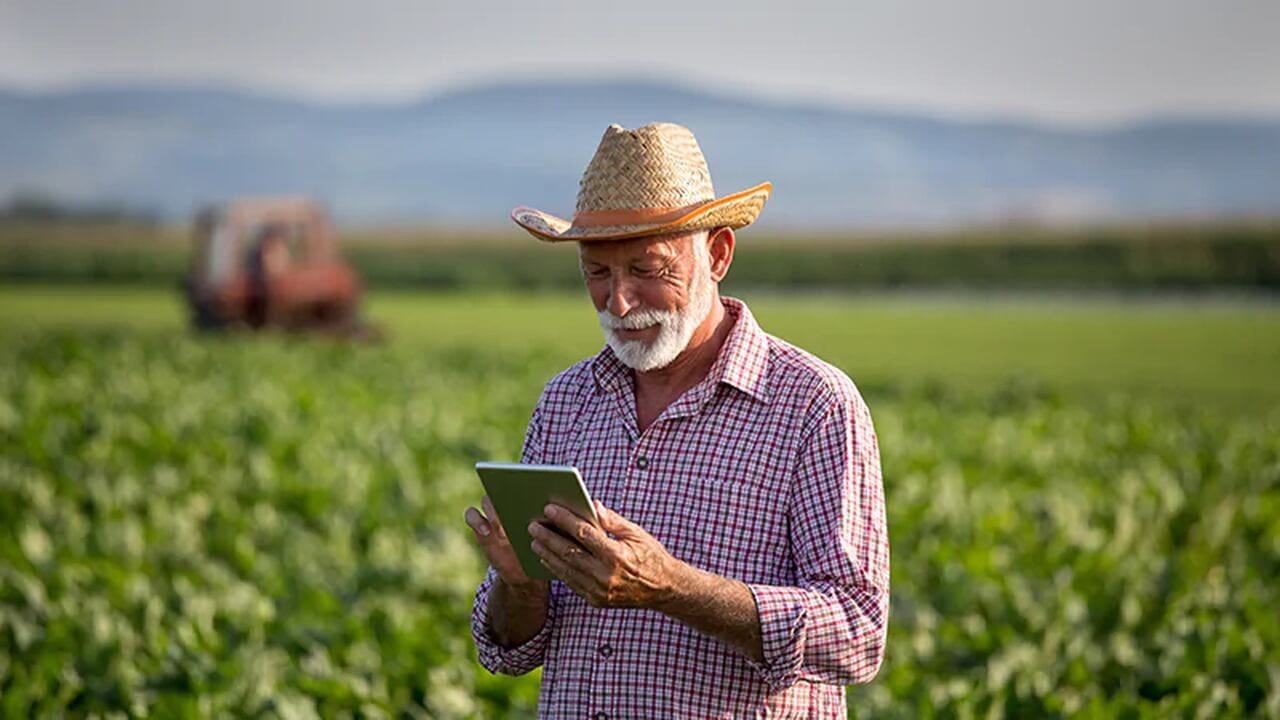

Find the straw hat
[[511, 122, 772, 242]]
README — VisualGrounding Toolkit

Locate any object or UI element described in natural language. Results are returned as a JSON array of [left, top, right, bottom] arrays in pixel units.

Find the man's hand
[[464, 495, 551, 649], [528, 500, 681, 609], [532, 500, 766, 663], [464, 495, 549, 595]]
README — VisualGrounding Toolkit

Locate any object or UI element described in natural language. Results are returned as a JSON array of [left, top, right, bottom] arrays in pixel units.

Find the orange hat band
[[570, 202, 708, 228]]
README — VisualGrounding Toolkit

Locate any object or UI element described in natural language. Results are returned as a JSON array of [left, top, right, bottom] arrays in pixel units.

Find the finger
[[466, 506, 515, 561], [590, 501, 636, 538], [593, 500, 616, 527], [528, 520, 600, 566], [543, 504, 612, 557], [533, 539, 601, 600], [464, 507, 491, 537], [467, 508, 532, 585], [481, 496, 507, 540]]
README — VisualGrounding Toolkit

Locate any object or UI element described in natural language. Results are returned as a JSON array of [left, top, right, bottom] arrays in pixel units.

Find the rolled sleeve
[[745, 584, 808, 690], [471, 567, 557, 676], [746, 389, 890, 691]]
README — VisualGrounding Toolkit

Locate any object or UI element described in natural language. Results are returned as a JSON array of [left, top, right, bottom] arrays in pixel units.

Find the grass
[[4, 284, 1278, 412]]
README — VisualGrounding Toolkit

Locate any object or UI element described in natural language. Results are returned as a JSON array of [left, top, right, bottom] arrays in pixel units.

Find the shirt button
[[635, 456, 649, 470], [598, 643, 613, 658], [594, 713, 608, 720]]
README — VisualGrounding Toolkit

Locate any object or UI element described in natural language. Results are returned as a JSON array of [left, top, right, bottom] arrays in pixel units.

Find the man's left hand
[[528, 501, 682, 610]]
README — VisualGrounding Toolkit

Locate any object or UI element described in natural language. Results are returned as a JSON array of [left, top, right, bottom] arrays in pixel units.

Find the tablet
[[474, 462, 600, 581]]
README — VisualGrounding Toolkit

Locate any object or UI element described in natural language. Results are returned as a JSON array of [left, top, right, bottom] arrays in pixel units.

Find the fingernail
[[477, 523, 490, 537], [527, 522, 540, 535], [544, 505, 558, 518]]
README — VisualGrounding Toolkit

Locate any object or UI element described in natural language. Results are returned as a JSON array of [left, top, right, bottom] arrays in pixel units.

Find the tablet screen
[[474, 462, 599, 581]]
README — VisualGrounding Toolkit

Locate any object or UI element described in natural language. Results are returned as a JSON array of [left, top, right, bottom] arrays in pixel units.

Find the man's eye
[[585, 268, 610, 279]]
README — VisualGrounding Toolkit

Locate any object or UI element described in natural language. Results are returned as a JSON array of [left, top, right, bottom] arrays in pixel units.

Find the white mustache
[[597, 307, 676, 331]]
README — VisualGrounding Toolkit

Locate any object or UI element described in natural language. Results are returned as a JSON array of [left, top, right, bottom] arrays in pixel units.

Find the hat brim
[[511, 182, 772, 242]]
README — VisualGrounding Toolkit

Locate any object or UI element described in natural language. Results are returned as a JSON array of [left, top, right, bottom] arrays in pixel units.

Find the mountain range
[[2, 79, 1278, 227]]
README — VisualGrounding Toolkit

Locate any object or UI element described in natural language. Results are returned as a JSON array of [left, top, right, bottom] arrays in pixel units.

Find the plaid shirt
[[472, 297, 889, 718]]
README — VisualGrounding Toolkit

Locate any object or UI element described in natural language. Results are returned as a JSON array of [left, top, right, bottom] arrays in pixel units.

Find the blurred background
[[1, 1, 1278, 717]]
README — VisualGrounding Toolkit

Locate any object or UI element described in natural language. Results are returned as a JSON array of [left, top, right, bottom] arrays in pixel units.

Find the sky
[[1, 0, 1278, 126]]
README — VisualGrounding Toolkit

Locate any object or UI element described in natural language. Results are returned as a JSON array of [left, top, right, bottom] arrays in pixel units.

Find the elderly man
[[465, 122, 889, 718]]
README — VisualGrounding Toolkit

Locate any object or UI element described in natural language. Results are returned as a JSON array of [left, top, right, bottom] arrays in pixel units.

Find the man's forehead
[[578, 230, 702, 261]]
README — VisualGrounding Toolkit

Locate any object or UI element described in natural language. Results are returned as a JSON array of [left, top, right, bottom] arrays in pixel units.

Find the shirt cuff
[[745, 584, 809, 692], [472, 573, 556, 676]]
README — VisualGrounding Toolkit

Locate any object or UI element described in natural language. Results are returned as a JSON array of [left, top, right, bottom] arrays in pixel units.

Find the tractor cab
[[186, 197, 373, 337]]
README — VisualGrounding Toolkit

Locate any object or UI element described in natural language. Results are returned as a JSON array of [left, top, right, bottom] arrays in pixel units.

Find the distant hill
[[1, 79, 1278, 227]]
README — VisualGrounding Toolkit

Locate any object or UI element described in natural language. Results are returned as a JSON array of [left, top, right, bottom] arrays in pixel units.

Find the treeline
[[2, 219, 1278, 292], [0, 193, 160, 224]]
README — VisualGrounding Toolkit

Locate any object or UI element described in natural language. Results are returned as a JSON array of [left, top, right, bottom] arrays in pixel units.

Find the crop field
[[2, 285, 1279, 717]]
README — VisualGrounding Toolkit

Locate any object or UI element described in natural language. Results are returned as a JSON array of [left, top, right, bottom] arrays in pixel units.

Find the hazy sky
[[2, 0, 1277, 126]]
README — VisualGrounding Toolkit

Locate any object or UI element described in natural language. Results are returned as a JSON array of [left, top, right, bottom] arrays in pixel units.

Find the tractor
[[185, 197, 377, 338]]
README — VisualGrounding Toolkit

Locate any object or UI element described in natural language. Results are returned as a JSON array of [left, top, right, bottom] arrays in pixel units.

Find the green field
[[5, 285, 1279, 409], [2, 285, 1279, 717]]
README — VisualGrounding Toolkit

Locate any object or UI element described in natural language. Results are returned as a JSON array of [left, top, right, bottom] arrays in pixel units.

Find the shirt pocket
[[654, 468, 791, 584]]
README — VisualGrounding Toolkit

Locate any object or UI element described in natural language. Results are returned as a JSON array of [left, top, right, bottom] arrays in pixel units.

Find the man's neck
[[632, 295, 733, 419]]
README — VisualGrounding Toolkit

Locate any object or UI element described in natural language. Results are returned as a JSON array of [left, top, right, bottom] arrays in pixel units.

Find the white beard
[[597, 265, 716, 372]]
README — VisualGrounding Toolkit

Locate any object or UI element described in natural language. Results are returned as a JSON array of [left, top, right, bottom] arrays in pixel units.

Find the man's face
[[579, 230, 716, 372]]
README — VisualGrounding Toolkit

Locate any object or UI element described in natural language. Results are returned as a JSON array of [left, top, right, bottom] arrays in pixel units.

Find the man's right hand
[[464, 495, 549, 595]]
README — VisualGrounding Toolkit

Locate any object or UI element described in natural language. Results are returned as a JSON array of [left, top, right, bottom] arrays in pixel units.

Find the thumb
[[594, 500, 630, 533]]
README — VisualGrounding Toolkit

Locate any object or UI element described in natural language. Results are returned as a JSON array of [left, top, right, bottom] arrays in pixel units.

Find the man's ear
[[707, 227, 735, 282]]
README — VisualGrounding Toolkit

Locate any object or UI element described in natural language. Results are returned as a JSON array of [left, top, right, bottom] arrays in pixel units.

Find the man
[[465, 123, 889, 718], [246, 223, 291, 328]]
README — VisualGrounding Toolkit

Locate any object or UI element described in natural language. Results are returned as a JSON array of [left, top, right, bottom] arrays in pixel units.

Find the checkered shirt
[[472, 297, 889, 719]]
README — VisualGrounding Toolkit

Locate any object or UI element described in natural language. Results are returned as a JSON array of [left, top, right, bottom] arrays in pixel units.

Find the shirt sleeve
[[744, 389, 891, 692], [471, 566, 558, 675], [470, 400, 560, 676]]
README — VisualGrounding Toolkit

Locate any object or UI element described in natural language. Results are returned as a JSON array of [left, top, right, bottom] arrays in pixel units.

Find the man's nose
[[606, 276, 636, 317]]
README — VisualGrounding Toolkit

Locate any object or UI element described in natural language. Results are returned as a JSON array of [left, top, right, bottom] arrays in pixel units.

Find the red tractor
[[185, 197, 376, 338]]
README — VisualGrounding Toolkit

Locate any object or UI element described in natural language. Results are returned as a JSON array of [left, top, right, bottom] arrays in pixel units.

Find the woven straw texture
[[512, 122, 771, 242]]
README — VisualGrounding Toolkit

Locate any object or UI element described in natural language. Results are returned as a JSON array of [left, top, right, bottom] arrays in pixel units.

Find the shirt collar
[[590, 295, 771, 404]]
